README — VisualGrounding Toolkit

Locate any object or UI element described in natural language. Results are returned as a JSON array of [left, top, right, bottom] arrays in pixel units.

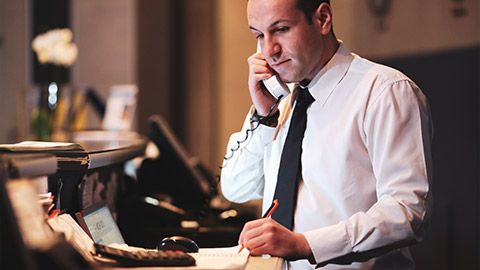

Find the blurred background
[[0, 0, 478, 269]]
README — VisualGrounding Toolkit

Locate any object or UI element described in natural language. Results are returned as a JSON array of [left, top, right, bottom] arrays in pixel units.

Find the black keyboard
[[94, 243, 196, 267]]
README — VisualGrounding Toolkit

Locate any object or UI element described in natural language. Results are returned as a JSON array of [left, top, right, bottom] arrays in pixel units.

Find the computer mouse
[[156, 236, 199, 253]]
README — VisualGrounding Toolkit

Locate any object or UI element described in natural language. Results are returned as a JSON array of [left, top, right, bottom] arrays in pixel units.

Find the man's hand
[[247, 52, 279, 116], [238, 218, 314, 262]]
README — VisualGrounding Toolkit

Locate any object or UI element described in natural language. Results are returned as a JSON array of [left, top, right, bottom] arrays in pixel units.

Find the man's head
[[247, 0, 337, 85]]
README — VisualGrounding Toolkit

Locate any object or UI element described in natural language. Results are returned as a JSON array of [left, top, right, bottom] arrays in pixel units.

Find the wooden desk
[[0, 137, 148, 214], [53, 138, 147, 214], [101, 255, 284, 270], [245, 256, 284, 270], [79, 139, 147, 169]]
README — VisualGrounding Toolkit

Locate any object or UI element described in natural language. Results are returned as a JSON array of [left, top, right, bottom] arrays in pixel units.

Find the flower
[[32, 28, 78, 67]]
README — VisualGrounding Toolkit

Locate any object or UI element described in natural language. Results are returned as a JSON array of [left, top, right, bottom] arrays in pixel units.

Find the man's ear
[[314, 3, 333, 35]]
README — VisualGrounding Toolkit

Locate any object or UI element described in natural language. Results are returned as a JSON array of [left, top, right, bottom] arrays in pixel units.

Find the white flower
[[32, 28, 78, 67]]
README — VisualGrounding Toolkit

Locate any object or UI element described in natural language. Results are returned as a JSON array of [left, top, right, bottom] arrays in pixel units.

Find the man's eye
[[255, 34, 264, 39], [276, 27, 289, 33]]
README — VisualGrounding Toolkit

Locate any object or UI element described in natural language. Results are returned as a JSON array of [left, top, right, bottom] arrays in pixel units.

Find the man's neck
[[300, 37, 339, 86]]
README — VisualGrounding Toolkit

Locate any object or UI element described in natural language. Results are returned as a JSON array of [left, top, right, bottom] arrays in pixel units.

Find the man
[[221, 0, 433, 269]]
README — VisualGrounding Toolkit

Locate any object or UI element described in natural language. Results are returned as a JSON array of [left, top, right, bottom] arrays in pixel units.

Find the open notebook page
[[191, 246, 249, 270]]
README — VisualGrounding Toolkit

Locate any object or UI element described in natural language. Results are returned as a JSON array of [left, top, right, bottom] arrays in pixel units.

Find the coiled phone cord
[[219, 95, 283, 169]]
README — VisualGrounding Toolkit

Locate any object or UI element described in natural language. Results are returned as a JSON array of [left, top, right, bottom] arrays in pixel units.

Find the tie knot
[[296, 87, 315, 107]]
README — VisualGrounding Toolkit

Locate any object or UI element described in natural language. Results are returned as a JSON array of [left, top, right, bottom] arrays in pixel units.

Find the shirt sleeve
[[304, 80, 434, 266], [220, 107, 278, 203]]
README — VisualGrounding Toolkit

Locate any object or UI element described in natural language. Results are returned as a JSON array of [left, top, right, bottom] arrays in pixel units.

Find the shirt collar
[[294, 41, 354, 107]]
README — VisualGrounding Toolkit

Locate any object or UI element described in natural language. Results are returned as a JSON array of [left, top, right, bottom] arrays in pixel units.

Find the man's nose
[[263, 39, 280, 62]]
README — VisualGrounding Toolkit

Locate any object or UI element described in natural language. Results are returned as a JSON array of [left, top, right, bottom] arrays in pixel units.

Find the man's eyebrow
[[249, 20, 289, 32], [249, 26, 260, 32]]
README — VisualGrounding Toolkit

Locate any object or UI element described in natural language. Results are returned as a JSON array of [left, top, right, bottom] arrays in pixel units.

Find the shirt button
[[255, 136, 261, 142]]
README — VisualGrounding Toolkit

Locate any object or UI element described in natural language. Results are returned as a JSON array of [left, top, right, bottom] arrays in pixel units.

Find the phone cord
[[219, 95, 283, 169]]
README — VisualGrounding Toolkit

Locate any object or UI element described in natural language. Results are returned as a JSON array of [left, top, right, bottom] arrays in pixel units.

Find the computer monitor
[[139, 114, 216, 213], [75, 201, 125, 245]]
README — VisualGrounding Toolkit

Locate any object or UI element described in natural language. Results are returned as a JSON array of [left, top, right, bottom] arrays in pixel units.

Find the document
[[0, 141, 85, 151], [47, 213, 96, 262], [0, 141, 89, 169]]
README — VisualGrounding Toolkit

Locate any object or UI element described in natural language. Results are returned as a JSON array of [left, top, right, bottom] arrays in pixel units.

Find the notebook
[[75, 201, 125, 245]]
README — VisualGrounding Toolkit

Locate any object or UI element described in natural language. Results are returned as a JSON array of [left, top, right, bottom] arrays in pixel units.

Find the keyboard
[[94, 243, 196, 267]]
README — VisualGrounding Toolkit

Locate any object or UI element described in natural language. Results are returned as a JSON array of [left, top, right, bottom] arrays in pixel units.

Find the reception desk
[[53, 138, 147, 214], [0, 148, 284, 270], [80, 139, 147, 170], [0, 136, 147, 214]]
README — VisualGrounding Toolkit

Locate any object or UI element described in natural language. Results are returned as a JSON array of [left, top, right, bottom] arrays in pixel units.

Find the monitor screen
[[76, 201, 125, 245]]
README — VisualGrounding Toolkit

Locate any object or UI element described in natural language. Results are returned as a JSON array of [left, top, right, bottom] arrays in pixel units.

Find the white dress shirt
[[221, 42, 433, 269]]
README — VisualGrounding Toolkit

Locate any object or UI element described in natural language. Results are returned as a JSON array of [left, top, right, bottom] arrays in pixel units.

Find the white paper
[[191, 245, 249, 270], [102, 84, 138, 131], [47, 213, 95, 261]]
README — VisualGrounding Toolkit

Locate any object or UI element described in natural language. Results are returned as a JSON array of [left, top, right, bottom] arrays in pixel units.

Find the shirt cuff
[[237, 108, 277, 154], [303, 222, 352, 265]]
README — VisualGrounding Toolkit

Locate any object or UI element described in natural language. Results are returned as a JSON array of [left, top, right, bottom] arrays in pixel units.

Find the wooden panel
[[71, 0, 137, 130], [332, 0, 480, 59]]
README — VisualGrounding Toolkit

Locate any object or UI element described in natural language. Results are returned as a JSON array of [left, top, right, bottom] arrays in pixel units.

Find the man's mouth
[[271, 59, 290, 69]]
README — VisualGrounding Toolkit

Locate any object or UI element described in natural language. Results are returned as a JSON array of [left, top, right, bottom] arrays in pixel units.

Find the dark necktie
[[271, 87, 315, 230]]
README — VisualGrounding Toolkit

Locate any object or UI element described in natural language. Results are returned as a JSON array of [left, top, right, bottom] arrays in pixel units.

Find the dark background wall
[[137, 0, 217, 165]]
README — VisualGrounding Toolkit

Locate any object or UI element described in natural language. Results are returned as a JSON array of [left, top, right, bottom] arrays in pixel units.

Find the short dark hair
[[296, 0, 330, 24]]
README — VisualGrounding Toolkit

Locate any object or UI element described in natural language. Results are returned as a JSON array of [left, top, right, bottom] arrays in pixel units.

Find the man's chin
[[275, 72, 292, 83], [278, 75, 299, 84], [276, 71, 302, 84]]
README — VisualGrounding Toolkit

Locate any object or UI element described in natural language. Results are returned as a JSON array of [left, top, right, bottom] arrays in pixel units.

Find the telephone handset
[[257, 42, 291, 100]]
